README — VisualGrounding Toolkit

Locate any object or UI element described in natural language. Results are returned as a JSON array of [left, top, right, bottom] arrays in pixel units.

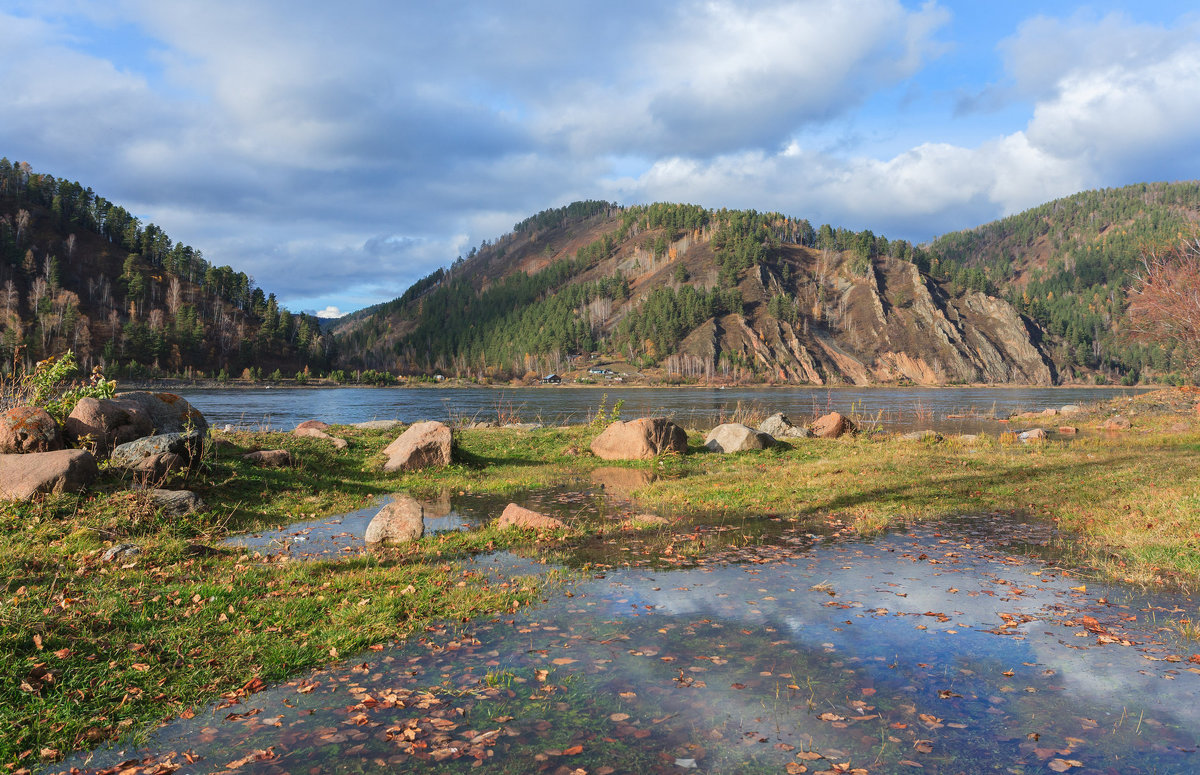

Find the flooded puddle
[[56, 512, 1200, 774], [222, 484, 639, 560]]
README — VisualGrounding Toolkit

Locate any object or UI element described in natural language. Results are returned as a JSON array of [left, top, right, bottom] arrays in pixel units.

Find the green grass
[[5, 388, 1200, 769]]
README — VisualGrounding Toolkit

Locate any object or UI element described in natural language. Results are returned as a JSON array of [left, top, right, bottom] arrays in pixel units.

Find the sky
[[2, 1, 1199, 319]]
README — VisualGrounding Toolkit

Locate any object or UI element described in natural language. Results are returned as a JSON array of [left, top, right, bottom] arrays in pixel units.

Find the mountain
[[0, 158, 333, 379], [334, 201, 1055, 385], [927, 181, 1200, 383]]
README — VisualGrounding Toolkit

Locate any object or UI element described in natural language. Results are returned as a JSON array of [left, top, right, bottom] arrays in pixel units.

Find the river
[[178, 385, 1148, 433]]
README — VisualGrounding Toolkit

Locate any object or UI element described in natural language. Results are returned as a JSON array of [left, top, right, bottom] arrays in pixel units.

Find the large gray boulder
[[704, 423, 775, 453], [113, 391, 208, 436], [111, 432, 204, 469], [757, 413, 812, 439], [382, 421, 453, 472], [0, 449, 98, 501], [64, 397, 154, 453], [364, 495, 425, 544], [590, 418, 687, 460], [0, 406, 64, 453]]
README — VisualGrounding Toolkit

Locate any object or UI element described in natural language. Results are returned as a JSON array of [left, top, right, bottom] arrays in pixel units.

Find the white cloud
[[313, 306, 344, 319]]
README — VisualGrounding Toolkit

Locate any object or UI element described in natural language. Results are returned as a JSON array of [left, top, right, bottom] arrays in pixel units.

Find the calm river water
[[179, 385, 1148, 433]]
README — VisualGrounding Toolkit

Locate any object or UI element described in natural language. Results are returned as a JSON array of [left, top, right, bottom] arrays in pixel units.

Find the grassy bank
[[4, 389, 1199, 770]]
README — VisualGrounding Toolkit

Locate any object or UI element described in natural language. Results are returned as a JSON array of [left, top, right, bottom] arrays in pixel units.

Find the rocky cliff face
[[335, 204, 1059, 384], [684, 249, 1055, 385]]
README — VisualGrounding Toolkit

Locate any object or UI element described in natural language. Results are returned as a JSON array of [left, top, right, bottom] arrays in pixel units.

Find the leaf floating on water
[[818, 712, 845, 722], [1048, 759, 1083, 772], [675, 757, 698, 768], [914, 740, 934, 754]]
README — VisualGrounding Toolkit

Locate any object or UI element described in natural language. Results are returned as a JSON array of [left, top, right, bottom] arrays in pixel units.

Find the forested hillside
[[928, 181, 1200, 383], [334, 201, 1053, 385], [0, 158, 333, 379]]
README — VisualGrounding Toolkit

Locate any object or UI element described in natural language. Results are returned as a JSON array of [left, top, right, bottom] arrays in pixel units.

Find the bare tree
[[14, 209, 30, 243], [1126, 236, 1200, 377]]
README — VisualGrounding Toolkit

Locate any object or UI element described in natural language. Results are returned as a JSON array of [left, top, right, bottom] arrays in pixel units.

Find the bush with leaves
[[1, 350, 117, 421]]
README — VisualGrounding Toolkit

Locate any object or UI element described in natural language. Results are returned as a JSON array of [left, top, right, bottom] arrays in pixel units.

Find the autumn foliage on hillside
[[1126, 236, 1200, 379], [0, 158, 332, 378]]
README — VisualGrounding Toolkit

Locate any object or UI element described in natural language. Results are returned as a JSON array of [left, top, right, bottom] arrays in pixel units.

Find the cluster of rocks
[[0, 391, 208, 502]]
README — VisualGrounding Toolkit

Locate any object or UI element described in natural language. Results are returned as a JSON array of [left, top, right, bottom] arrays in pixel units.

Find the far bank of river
[[175, 384, 1152, 434]]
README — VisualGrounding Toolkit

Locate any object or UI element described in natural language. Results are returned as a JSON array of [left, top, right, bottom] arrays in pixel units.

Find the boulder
[[294, 420, 331, 433], [113, 391, 208, 436], [1041, 408, 1059, 416], [590, 418, 687, 460], [1057, 426, 1078, 435], [900, 429, 941, 442], [111, 432, 203, 469], [1018, 428, 1048, 442], [704, 423, 775, 453], [498, 503, 565, 530], [243, 449, 293, 467], [364, 495, 425, 544], [133, 452, 185, 482], [0, 449, 99, 501], [149, 489, 205, 517], [1060, 405, 1082, 415], [382, 421, 453, 472], [757, 413, 812, 439], [811, 412, 856, 439], [64, 397, 155, 452], [1103, 415, 1132, 431], [0, 406, 64, 453]]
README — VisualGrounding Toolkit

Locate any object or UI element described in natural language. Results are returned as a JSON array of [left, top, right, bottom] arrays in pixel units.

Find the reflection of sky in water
[[56, 518, 1200, 774]]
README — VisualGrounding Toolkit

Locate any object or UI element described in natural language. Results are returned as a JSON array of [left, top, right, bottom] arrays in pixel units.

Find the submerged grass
[[4, 387, 1199, 769]]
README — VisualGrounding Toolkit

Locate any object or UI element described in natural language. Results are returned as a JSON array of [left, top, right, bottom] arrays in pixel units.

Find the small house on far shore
[[542, 373, 561, 384]]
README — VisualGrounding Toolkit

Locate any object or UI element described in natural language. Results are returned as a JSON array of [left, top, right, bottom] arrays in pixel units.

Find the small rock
[[1060, 405, 1082, 415], [1168, 422, 1190, 433], [294, 420, 331, 432], [243, 449, 293, 467], [958, 434, 981, 443], [1018, 428, 1048, 442], [383, 421, 453, 472], [294, 425, 349, 449], [1041, 408, 1059, 416], [502, 422, 543, 430], [149, 489, 205, 517], [0, 406, 64, 453], [0, 449, 99, 501], [900, 429, 941, 442], [811, 412, 856, 439], [1103, 415, 1132, 430], [590, 418, 688, 460], [498, 503, 565, 530], [101, 543, 141, 563], [1057, 426, 1078, 435], [704, 423, 775, 453], [364, 495, 425, 544]]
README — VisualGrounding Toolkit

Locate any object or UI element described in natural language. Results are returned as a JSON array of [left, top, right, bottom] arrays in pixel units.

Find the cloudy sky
[[2, 1, 1199, 317]]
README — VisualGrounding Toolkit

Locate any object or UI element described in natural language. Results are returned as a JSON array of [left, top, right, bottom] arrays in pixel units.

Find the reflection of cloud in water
[[597, 529, 1200, 735]]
